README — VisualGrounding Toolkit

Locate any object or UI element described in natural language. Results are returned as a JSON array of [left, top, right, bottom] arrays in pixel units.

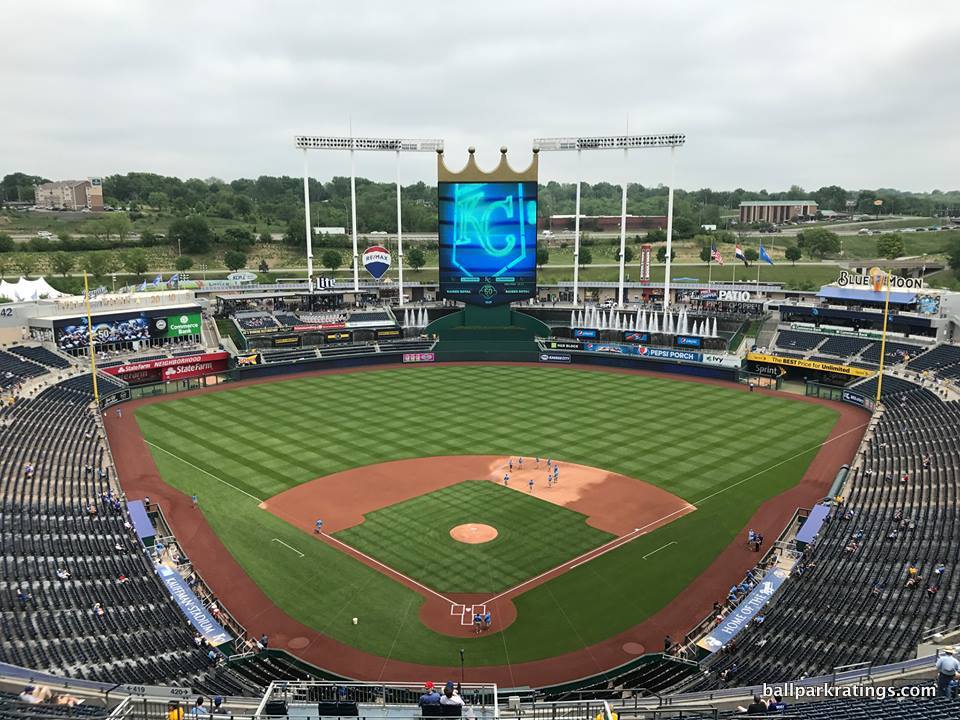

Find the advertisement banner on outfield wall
[[539, 352, 571, 363], [403, 352, 435, 363], [702, 353, 742, 369], [546, 340, 582, 351], [638, 346, 703, 362], [271, 334, 302, 348], [697, 568, 790, 653], [622, 331, 650, 344], [100, 352, 230, 380], [156, 565, 232, 646], [573, 328, 599, 338], [746, 352, 874, 378]]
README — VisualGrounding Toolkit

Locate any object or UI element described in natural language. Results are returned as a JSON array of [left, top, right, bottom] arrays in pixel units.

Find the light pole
[[294, 135, 443, 299], [200, 263, 208, 281], [533, 133, 685, 308]]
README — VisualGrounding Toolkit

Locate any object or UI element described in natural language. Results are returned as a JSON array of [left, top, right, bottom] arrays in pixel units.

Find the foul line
[[271, 538, 304, 557], [318, 531, 459, 607], [484, 418, 871, 605], [144, 439, 264, 503], [642, 541, 677, 560]]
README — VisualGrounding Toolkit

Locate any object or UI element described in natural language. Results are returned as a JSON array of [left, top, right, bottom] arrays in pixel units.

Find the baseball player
[[518, 457, 524, 469], [554, 464, 559, 483], [528, 476, 535, 493], [315, 519, 324, 534], [503, 473, 510, 486], [547, 472, 553, 488], [535, 456, 540, 467], [508, 458, 513, 472]]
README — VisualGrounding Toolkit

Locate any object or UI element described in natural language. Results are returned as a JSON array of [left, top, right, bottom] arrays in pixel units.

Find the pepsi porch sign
[[362, 245, 391, 280]]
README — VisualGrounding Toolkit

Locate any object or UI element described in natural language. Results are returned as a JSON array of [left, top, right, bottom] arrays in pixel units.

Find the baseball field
[[111, 364, 865, 683]]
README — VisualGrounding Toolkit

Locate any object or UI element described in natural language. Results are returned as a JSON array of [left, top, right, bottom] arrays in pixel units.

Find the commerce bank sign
[[837, 268, 923, 292]]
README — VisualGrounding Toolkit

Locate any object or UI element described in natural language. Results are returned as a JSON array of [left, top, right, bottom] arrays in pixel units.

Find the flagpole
[[757, 243, 761, 291], [707, 257, 712, 287]]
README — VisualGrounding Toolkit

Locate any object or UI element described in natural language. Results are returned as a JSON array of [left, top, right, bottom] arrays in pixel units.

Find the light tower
[[294, 135, 443, 302], [533, 133, 685, 308]]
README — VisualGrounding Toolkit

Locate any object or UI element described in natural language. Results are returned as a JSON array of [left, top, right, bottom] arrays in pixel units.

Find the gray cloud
[[2, 0, 958, 191]]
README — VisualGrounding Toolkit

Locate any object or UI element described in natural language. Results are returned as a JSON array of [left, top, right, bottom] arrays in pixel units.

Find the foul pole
[[83, 272, 99, 407], [875, 270, 893, 403]]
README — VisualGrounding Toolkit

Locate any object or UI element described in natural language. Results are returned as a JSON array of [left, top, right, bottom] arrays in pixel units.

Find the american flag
[[710, 243, 724, 265]]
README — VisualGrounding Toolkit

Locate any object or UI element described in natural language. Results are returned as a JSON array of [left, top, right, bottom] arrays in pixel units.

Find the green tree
[[14, 254, 37, 277], [258, 258, 269, 273], [0, 255, 8, 278], [406, 247, 426, 271], [223, 227, 255, 251], [646, 229, 667, 243], [671, 216, 696, 239], [51, 252, 76, 277], [124, 248, 149, 277], [656, 246, 676, 263], [147, 191, 168, 211], [616, 246, 634, 263], [80, 253, 109, 279], [258, 231, 273, 244], [0, 232, 14, 253], [284, 217, 306, 247], [785, 246, 802, 265], [175, 256, 194, 272], [579, 247, 593, 267], [947, 237, 960, 275], [699, 247, 712, 263], [744, 248, 759, 263], [877, 233, 905, 259], [223, 250, 248, 272], [109, 214, 133, 244], [536, 247, 550, 268], [168, 215, 213, 254], [321, 249, 342, 272], [798, 227, 841, 258]]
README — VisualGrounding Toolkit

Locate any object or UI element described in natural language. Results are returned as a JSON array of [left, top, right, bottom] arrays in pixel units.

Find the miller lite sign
[[362, 245, 391, 280]]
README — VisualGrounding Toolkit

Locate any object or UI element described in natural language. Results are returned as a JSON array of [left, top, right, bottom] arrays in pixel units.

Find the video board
[[54, 310, 201, 351], [438, 181, 537, 306]]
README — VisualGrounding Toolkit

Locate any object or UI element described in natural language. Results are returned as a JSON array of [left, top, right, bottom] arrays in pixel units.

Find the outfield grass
[[136, 365, 839, 666], [334, 481, 614, 593]]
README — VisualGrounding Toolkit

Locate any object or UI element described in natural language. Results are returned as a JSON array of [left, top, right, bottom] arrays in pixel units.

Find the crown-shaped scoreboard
[[437, 146, 540, 307]]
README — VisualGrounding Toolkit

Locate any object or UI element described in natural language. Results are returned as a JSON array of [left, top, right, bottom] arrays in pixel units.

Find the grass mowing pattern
[[135, 365, 841, 666], [334, 481, 615, 594]]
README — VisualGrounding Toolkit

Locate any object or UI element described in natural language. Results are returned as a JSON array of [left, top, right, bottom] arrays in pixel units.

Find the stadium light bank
[[294, 135, 444, 301], [533, 133, 686, 308]]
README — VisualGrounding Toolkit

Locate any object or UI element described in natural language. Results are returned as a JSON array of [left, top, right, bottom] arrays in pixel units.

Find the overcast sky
[[4, 1, 958, 192]]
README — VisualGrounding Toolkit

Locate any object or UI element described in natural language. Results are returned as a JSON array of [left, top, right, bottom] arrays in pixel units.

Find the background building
[[549, 214, 667, 231], [739, 199, 817, 224], [34, 178, 104, 210]]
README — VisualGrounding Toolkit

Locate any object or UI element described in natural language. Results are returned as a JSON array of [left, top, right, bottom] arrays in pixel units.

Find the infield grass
[[135, 364, 846, 666], [333, 481, 615, 593]]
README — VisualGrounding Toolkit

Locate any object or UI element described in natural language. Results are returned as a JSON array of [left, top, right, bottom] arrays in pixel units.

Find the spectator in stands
[[664, 635, 672, 653], [93, 602, 105, 617], [440, 681, 464, 706], [767, 694, 787, 711], [16, 587, 33, 609], [167, 702, 184, 720], [55, 567, 70, 579], [418, 682, 441, 706], [745, 694, 767, 714], [212, 697, 226, 715], [259, 633, 268, 649], [191, 697, 208, 717], [18, 686, 48, 704], [936, 647, 960, 697]]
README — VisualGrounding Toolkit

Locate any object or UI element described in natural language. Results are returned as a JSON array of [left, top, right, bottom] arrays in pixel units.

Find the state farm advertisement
[[101, 351, 230, 384]]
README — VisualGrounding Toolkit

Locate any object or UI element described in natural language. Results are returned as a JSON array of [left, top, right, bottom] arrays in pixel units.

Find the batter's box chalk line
[[456, 603, 486, 626]]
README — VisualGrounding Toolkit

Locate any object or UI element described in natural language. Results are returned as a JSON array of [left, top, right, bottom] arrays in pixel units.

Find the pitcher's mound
[[450, 523, 498, 544]]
